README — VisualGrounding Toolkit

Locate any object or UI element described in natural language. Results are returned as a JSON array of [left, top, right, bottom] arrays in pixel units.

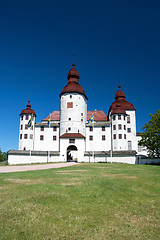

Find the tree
[[138, 110, 160, 157], [0, 149, 8, 162]]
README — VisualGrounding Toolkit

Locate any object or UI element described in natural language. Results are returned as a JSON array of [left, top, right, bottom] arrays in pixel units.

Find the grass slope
[[0, 163, 160, 240]]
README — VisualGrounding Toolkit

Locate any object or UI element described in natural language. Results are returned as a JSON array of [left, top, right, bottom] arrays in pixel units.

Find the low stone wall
[[83, 154, 136, 164], [8, 150, 62, 165]]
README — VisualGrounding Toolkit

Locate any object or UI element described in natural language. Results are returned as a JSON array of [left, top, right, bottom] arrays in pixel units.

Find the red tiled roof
[[87, 111, 108, 121], [111, 104, 126, 115], [42, 111, 60, 121], [109, 85, 135, 114], [42, 110, 108, 122], [60, 133, 85, 138], [20, 100, 36, 116], [60, 61, 88, 100], [60, 82, 88, 99]]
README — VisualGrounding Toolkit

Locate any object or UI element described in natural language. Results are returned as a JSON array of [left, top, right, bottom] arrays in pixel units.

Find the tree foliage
[[0, 149, 8, 162], [139, 110, 160, 157]]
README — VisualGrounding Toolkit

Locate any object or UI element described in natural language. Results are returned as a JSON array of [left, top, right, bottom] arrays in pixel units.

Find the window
[[40, 135, 44, 141], [113, 125, 116, 130], [20, 134, 22, 139], [30, 134, 33, 139], [67, 102, 73, 108], [102, 135, 105, 140], [24, 134, 28, 139], [118, 124, 122, 130], [81, 119, 83, 122], [128, 141, 132, 150], [119, 134, 122, 139], [127, 116, 130, 123], [124, 134, 126, 139], [89, 136, 93, 141], [81, 113, 83, 116], [69, 139, 75, 143], [113, 134, 116, 139], [25, 115, 29, 120], [127, 128, 131, 133], [68, 118, 71, 121], [124, 125, 126, 130], [20, 125, 23, 130], [70, 95, 72, 98], [118, 115, 121, 120], [113, 115, 116, 121], [53, 127, 57, 131], [21, 116, 23, 120], [68, 127, 71, 131], [102, 126, 105, 131], [31, 125, 33, 130], [25, 124, 28, 129], [124, 116, 126, 120], [89, 126, 93, 131], [41, 126, 44, 131], [53, 136, 57, 141]]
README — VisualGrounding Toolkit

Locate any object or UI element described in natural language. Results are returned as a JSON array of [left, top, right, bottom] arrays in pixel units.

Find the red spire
[[20, 100, 36, 116], [115, 84, 125, 100], [67, 56, 80, 83], [60, 57, 88, 100]]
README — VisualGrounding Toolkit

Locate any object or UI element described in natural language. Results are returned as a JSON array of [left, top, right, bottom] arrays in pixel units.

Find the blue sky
[[0, 0, 160, 152]]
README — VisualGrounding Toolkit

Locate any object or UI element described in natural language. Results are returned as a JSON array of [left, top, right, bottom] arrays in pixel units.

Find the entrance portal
[[67, 145, 78, 162]]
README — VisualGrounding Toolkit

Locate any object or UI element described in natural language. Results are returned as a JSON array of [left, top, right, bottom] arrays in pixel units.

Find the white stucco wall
[[34, 126, 59, 151], [8, 151, 61, 165], [85, 125, 111, 151], [60, 138, 85, 162], [60, 93, 87, 136]]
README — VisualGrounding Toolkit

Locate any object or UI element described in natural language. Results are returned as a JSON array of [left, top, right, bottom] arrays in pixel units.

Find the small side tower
[[19, 100, 36, 150], [111, 103, 127, 151], [109, 85, 136, 152]]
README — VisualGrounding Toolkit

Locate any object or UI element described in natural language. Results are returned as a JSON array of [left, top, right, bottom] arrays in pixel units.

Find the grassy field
[[0, 163, 160, 240]]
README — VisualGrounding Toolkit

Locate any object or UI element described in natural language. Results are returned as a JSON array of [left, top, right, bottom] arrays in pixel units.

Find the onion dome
[[109, 85, 135, 115], [115, 84, 125, 100], [67, 59, 79, 83], [60, 59, 88, 100], [20, 100, 36, 116], [111, 103, 126, 115]]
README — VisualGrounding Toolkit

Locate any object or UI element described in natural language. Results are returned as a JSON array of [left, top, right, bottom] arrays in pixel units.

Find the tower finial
[[72, 49, 75, 66], [118, 80, 121, 89]]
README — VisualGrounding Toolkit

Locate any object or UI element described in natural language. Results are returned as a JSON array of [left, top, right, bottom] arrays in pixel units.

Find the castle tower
[[109, 85, 136, 151], [59, 59, 88, 162], [19, 100, 36, 151], [59, 59, 88, 137]]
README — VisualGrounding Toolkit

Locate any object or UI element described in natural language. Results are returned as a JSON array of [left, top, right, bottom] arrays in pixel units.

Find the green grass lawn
[[0, 163, 160, 240]]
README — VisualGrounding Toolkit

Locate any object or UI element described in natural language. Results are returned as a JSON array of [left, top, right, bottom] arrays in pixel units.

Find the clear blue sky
[[0, 0, 160, 152]]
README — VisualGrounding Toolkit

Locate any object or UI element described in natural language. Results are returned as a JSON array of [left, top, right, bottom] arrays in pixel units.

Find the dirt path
[[0, 162, 78, 173]]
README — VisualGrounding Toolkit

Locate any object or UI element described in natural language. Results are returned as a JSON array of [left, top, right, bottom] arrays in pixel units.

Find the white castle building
[[8, 60, 147, 165]]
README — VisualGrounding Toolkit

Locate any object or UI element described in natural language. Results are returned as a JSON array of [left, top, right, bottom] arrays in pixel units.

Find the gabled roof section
[[60, 133, 85, 138], [87, 111, 108, 121], [42, 110, 108, 122], [42, 111, 60, 121]]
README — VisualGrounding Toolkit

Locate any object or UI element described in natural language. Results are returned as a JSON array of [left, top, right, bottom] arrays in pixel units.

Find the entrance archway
[[67, 145, 78, 162]]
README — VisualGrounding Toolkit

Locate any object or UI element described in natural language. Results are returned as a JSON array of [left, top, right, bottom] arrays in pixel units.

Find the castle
[[8, 60, 147, 164]]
